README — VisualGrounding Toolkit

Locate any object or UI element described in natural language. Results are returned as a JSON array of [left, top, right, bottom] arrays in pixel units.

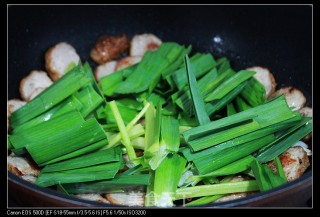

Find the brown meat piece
[[7, 155, 40, 184], [270, 86, 306, 111], [115, 56, 142, 71], [267, 146, 310, 182], [105, 187, 145, 206], [130, 34, 162, 57], [94, 61, 117, 82], [45, 42, 80, 81], [246, 66, 277, 98], [76, 194, 110, 204], [298, 107, 313, 141], [7, 99, 26, 131], [90, 34, 130, 64]]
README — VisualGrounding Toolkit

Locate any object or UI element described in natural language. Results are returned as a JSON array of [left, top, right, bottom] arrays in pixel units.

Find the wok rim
[[8, 170, 312, 208]]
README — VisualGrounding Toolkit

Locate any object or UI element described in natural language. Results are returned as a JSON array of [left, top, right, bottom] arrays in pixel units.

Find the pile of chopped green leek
[[8, 42, 312, 207]]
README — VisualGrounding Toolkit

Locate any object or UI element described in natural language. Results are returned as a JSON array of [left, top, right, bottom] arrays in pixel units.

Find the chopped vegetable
[[184, 55, 210, 126], [62, 173, 152, 194], [251, 159, 286, 191], [154, 154, 187, 207], [10, 64, 92, 128], [41, 147, 122, 173], [8, 37, 312, 207], [109, 101, 137, 162], [36, 161, 124, 187], [174, 180, 259, 200]]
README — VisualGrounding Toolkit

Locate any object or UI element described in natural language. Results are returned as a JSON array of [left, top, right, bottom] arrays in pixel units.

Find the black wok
[[8, 5, 312, 207]]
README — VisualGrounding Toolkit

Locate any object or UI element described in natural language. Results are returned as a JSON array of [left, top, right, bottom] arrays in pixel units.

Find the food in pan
[[7, 33, 312, 207]]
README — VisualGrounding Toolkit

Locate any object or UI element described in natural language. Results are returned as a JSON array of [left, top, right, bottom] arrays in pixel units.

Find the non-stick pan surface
[[8, 5, 312, 207]]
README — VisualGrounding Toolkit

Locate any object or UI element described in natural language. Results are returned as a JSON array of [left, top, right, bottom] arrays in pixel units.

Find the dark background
[[8, 5, 312, 103]]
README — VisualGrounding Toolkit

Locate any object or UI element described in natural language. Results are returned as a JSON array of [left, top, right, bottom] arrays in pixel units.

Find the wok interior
[[8, 5, 312, 207]]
